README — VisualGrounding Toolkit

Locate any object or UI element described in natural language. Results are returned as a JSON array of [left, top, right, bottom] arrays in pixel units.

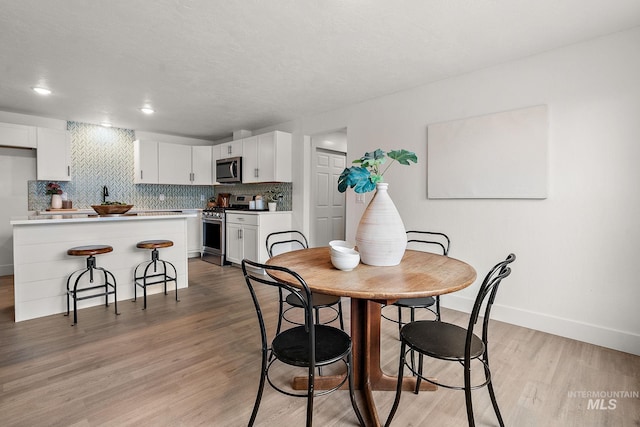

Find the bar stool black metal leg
[[96, 266, 119, 315], [165, 260, 179, 302], [67, 267, 91, 326], [133, 248, 178, 309]]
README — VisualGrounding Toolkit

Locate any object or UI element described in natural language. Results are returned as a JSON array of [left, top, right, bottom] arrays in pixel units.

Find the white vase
[[51, 194, 63, 209], [355, 182, 407, 266], [268, 202, 277, 212]]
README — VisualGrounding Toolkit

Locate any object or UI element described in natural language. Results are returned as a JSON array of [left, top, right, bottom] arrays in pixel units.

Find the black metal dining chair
[[385, 253, 516, 427], [381, 231, 450, 332], [241, 259, 364, 427], [266, 231, 344, 334]]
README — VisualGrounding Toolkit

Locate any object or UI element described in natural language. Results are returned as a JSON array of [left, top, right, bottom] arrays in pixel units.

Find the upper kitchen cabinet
[[157, 143, 213, 185], [158, 142, 191, 185], [36, 127, 71, 181], [212, 144, 221, 183], [242, 131, 292, 183], [218, 140, 242, 158], [191, 145, 213, 185], [134, 140, 159, 184], [0, 122, 37, 148], [135, 141, 213, 185]]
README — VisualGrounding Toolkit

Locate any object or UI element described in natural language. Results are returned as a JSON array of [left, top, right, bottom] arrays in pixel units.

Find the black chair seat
[[401, 320, 485, 361], [394, 296, 435, 309], [272, 324, 352, 367], [285, 292, 341, 309]]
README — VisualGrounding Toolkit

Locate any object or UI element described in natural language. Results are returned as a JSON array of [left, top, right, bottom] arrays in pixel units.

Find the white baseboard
[[0, 264, 13, 277], [442, 294, 640, 356]]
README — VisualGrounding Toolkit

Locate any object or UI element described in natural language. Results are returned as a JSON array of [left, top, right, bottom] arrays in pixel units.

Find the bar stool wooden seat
[[66, 244, 119, 325], [133, 240, 178, 309]]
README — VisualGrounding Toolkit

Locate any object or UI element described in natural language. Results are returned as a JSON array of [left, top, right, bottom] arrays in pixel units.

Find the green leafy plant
[[338, 149, 417, 193], [265, 191, 283, 202]]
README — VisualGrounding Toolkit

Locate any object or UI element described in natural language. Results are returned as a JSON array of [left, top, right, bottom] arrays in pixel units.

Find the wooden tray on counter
[[45, 208, 78, 212]]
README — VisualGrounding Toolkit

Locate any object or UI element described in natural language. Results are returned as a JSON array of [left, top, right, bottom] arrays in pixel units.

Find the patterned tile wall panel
[[28, 122, 293, 211], [213, 182, 292, 211]]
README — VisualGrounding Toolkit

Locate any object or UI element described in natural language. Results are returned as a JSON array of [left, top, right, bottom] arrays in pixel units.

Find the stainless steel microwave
[[216, 156, 242, 183]]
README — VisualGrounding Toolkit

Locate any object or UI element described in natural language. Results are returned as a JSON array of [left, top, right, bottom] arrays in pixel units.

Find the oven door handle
[[202, 218, 223, 224]]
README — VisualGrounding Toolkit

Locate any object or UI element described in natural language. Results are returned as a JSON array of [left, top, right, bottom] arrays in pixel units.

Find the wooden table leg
[[363, 300, 436, 391], [354, 299, 436, 426]]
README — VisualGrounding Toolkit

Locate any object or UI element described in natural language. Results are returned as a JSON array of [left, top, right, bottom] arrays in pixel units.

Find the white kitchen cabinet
[[136, 142, 212, 185], [225, 211, 292, 266], [158, 142, 191, 185], [134, 140, 159, 184], [241, 135, 259, 183], [212, 144, 221, 183], [158, 143, 213, 185], [226, 222, 258, 265], [218, 140, 243, 158], [36, 127, 71, 181], [242, 131, 292, 183], [226, 213, 259, 265], [0, 122, 37, 148], [185, 210, 203, 258], [191, 145, 213, 185]]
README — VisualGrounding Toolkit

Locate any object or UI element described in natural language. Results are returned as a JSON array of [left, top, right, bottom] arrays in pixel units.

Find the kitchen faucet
[[102, 186, 109, 203]]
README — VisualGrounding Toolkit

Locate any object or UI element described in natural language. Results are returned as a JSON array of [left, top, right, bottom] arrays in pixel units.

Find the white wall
[[0, 112, 67, 275], [257, 27, 640, 355], [0, 147, 36, 275]]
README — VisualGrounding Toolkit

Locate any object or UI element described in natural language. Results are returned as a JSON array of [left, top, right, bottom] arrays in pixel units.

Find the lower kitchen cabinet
[[226, 221, 258, 265], [225, 211, 292, 265], [185, 210, 203, 258]]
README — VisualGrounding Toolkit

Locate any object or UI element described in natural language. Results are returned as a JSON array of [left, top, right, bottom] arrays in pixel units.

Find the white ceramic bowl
[[330, 246, 360, 271], [329, 240, 355, 250], [330, 245, 357, 257]]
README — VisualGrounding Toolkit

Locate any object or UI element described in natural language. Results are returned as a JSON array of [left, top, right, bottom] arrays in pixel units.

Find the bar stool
[[66, 244, 119, 325], [133, 240, 178, 309]]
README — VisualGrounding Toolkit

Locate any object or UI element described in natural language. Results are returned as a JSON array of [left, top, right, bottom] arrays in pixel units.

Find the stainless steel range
[[201, 194, 266, 265], [201, 207, 227, 265]]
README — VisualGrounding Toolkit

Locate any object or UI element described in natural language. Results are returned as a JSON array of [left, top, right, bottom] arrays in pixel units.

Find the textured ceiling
[[1, 0, 639, 140]]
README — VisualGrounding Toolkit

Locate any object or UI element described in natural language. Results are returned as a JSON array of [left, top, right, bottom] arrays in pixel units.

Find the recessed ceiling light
[[32, 87, 52, 95], [140, 107, 155, 114], [101, 122, 112, 127]]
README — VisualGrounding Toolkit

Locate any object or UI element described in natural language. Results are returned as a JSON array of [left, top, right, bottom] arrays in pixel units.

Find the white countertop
[[224, 209, 292, 215], [11, 211, 197, 225]]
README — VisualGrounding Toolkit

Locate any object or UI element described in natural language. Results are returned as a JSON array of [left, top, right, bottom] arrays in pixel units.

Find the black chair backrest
[[242, 258, 317, 366], [266, 230, 309, 258], [466, 253, 516, 359], [406, 230, 450, 256]]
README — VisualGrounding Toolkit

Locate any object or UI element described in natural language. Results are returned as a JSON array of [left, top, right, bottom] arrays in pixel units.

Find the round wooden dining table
[[266, 247, 477, 426]]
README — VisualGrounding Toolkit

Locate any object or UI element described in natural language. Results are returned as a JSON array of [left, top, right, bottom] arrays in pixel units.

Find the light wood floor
[[1, 259, 638, 426]]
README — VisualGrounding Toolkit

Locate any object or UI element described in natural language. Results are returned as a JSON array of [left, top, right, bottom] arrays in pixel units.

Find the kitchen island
[[10, 211, 197, 322]]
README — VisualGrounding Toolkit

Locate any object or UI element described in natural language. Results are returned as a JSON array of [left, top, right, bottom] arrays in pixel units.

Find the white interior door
[[313, 148, 346, 247]]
